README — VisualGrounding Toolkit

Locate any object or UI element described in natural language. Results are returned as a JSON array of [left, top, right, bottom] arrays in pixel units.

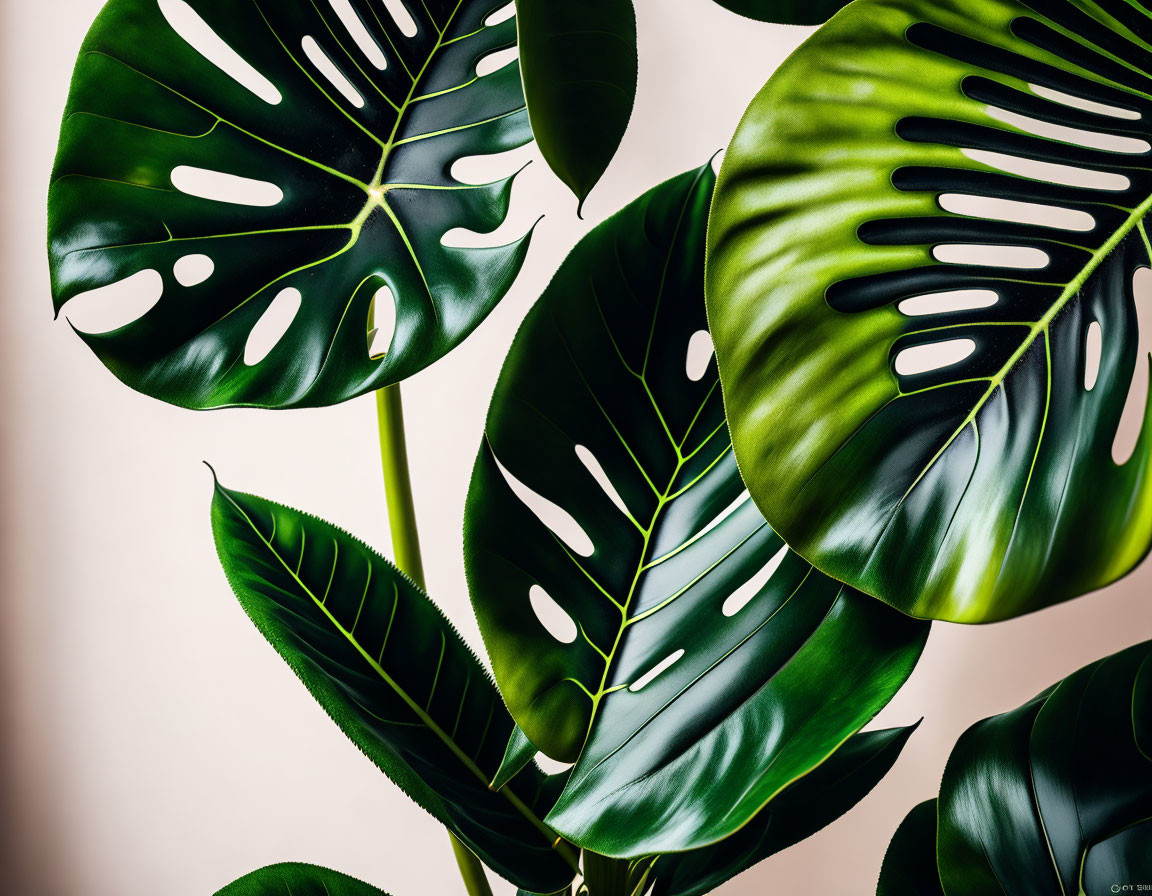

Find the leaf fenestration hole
[[529, 585, 577, 644], [648, 490, 752, 567], [932, 244, 1049, 269], [723, 544, 789, 617], [575, 445, 632, 520], [450, 144, 534, 185], [492, 454, 595, 557], [368, 284, 396, 359], [628, 650, 685, 693], [484, 2, 515, 26], [244, 287, 302, 365], [1114, 268, 1152, 464], [895, 339, 977, 376], [64, 269, 164, 334], [939, 194, 1095, 232], [173, 254, 214, 287], [985, 106, 1151, 154], [962, 149, 1130, 191], [685, 330, 715, 381], [171, 166, 284, 206], [157, 0, 282, 104], [534, 752, 574, 775], [382, 0, 418, 37], [898, 289, 999, 316], [1029, 84, 1141, 121], [327, 0, 387, 70], [1084, 320, 1103, 391], [477, 46, 519, 78], [301, 36, 365, 108]]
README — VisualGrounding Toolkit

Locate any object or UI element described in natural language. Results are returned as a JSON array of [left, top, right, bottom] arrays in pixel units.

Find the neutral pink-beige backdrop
[[2, 1, 1150, 893]]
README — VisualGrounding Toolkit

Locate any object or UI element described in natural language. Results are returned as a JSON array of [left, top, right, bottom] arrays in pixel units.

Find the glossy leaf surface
[[877, 640, 1152, 894], [49, 0, 533, 409], [710, 0, 854, 25], [216, 863, 386, 896], [516, 0, 636, 212], [876, 802, 946, 896], [708, 0, 1152, 621], [210, 478, 576, 893], [464, 164, 929, 856]]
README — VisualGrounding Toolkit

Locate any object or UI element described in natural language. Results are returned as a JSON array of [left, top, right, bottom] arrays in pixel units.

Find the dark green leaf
[[490, 724, 537, 792], [50, 0, 534, 409], [707, 0, 1152, 622], [876, 801, 945, 896], [209, 476, 576, 893], [709, 0, 854, 25], [215, 863, 386, 896], [879, 640, 1152, 894], [653, 725, 920, 896], [464, 164, 929, 856], [515, 0, 637, 213]]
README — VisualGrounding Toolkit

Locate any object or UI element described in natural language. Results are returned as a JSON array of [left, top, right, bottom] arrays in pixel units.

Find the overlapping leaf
[[708, 0, 1152, 622], [877, 640, 1152, 894], [49, 0, 534, 409], [210, 477, 576, 893], [709, 0, 855, 25], [216, 863, 386, 896], [464, 164, 929, 857]]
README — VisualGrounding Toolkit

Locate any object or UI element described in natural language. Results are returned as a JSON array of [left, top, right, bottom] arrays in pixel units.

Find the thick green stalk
[[374, 384, 494, 896]]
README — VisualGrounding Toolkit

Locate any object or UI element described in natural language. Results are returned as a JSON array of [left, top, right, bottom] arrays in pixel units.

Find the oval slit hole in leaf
[[628, 649, 685, 693], [64, 269, 164, 334], [938, 194, 1094, 232], [171, 166, 283, 207], [534, 752, 574, 776], [157, 0, 282, 104], [895, 339, 977, 376], [383, 0, 418, 37], [450, 144, 534, 185], [685, 330, 715, 381], [648, 490, 751, 567], [723, 544, 789, 617], [327, 0, 387, 70], [368, 284, 396, 359], [962, 149, 1130, 192], [301, 36, 365, 108], [985, 105, 1151, 154], [1114, 268, 1152, 463], [932, 244, 1049, 269], [898, 289, 998, 316], [484, 2, 515, 26], [245, 287, 302, 366], [1084, 320, 1103, 391], [173, 254, 214, 287], [477, 45, 519, 78], [1030, 84, 1141, 121], [492, 454, 594, 557], [529, 585, 577, 644], [575, 445, 632, 519]]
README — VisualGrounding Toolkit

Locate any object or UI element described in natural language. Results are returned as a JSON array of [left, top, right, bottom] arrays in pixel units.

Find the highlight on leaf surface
[[877, 640, 1152, 894], [208, 474, 577, 894], [464, 163, 929, 858], [215, 863, 387, 896], [49, 0, 535, 409], [707, 0, 1152, 623]]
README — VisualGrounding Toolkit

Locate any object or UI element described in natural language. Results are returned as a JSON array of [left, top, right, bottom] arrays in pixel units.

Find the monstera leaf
[[464, 164, 929, 857], [210, 477, 577, 893], [707, 0, 1152, 622], [709, 0, 854, 24], [49, 0, 533, 409], [877, 640, 1152, 895], [216, 864, 386, 896], [516, 0, 636, 213]]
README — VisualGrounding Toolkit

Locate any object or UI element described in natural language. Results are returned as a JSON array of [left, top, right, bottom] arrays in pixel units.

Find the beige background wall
[[1, 1, 1149, 894]]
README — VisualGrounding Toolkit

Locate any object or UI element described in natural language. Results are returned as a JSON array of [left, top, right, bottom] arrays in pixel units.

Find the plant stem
[[374, 384, 494, 896]]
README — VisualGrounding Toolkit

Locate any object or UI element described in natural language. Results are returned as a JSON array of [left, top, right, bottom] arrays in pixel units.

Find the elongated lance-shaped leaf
[[877, 640, 1152, 894], [464, 164, 929, 857], [209, 477, 577, 893], [49, 0, 534, 409], [516, 0, 637, 213], [651, 724, 919, 896], [709, 0, 854, 25], [216, 863, 387, 895], [707, 0, 1152, 622]]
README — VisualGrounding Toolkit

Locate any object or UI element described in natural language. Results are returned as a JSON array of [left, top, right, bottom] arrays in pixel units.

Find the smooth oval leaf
[[707, 0, 1152, 622], [878, 640, 1152, 894], [516, 0, 637, 213], [209, 476, 577, 893], [216, 863, 386, 896], [464, 164, 929, 857], [50, 0, 534, 409], [709, 0, 854, 25]]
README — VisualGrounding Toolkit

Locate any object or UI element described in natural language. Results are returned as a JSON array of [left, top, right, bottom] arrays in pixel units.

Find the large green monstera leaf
[[707, 0, 1152, 622], [877, 640, 1152, 895], [464, 164, 929, 857], [210, 477, 577, 893], [217, 864, 386, 896], [49, 0, 533, 409]]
